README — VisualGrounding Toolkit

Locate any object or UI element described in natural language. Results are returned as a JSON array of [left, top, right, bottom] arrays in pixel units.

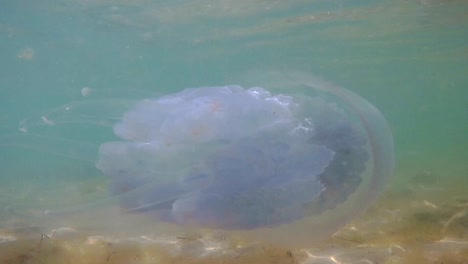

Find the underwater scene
[[0, 0, 467, 263]]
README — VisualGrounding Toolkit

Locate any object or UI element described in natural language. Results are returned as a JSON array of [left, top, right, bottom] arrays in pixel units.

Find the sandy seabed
[[1, 167, 466, 264]]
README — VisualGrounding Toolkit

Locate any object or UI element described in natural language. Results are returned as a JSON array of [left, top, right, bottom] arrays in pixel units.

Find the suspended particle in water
[[81, 87, 92, 97], [17, 47, 34, 60], [41, 116, 55, 126]]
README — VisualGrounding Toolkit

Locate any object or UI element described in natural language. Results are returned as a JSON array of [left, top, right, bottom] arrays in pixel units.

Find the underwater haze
[[0, 0, 467, 263]]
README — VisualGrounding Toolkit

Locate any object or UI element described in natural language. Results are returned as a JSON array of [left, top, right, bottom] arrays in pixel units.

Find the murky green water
[[1, 0, 467, 263]]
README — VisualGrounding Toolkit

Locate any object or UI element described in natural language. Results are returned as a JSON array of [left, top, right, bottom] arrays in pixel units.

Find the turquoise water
[[0, 0, 467, 263]]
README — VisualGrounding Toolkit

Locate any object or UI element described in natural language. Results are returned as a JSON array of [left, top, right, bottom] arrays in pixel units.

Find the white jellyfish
[[1, 77, 394, 247]]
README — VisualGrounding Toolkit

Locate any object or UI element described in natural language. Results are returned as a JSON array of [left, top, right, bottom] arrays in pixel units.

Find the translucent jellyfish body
[[3, 81, 394, 247]]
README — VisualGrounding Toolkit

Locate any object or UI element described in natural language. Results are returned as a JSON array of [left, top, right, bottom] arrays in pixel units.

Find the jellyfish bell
[[0, 77, 394, 247]]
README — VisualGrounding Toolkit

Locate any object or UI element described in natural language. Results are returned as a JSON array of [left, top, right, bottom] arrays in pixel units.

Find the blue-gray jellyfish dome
[[96, 85, 372, 230]]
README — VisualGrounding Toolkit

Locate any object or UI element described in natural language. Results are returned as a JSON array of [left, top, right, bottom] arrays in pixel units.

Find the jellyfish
[[0, 76, 394, 247]]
